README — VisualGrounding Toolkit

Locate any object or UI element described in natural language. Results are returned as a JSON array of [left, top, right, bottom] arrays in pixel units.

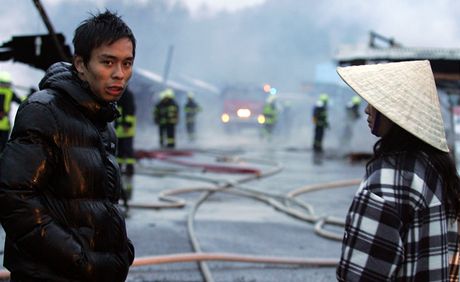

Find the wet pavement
[[0, 129, 372, 282], [124, 131, 369, 282]]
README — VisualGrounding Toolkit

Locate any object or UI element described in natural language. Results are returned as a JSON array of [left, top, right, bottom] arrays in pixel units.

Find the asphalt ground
[[124, 138, 367, 282], [0, 129, 371, 282]]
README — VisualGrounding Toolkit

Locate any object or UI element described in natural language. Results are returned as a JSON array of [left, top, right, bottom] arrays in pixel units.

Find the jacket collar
[[39, 62, 119, 122]]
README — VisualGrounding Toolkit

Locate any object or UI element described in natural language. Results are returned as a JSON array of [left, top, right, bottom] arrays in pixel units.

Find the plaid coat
[[337, 152, 459, 281]]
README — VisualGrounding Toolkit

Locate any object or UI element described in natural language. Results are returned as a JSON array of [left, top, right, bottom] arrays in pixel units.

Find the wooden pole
[[31, 0, 70, 62]]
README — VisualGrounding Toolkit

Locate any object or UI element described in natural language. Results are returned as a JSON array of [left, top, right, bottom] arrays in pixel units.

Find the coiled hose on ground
[[0, 150, 361, 280]]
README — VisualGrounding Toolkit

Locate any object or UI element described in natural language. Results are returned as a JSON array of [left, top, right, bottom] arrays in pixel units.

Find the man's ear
[[74, 56, 85, 74]]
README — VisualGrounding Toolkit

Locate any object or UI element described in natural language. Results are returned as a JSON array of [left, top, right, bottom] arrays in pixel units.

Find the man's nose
[[112, 63, 126, 79]]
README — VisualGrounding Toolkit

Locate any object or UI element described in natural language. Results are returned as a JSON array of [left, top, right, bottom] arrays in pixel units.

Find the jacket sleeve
[[0, 102, 84, 275], [336, 172, 404, 281]]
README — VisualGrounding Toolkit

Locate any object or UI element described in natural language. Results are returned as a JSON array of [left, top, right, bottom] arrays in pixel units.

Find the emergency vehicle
[[220, 85, 267, 131]]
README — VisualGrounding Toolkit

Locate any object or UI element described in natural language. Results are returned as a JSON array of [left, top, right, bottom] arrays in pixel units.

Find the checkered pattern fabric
[[337, 153, 459, 281], [450, 223, 459, 282]]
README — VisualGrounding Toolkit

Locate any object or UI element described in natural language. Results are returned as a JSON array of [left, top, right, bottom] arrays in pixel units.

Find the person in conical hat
[[336, 60, 460, 281]]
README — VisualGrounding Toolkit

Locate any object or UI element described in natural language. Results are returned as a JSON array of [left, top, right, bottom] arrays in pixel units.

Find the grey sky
[[1, 0, 460, 92]]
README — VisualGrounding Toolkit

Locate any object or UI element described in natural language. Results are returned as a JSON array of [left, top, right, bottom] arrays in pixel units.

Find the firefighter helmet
[[351, 95, 361, 105], [159, 88, 175, 100], [319, 93, 329, 102], [266, 94, 276, 104], [164, 88, 175, 99], [0, 71, 12, 84]]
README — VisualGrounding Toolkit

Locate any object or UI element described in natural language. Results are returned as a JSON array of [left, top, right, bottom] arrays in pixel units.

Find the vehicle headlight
[[258, 115, 266, 124], [237, 109, 251, 118], [221, 113, 230, 123]]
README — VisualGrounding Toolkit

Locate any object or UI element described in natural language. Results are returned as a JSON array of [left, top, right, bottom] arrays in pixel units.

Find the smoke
[[1, 0, 459, 152], [2, 0, 460, 89]]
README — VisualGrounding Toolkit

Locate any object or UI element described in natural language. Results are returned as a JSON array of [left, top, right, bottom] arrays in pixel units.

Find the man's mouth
[[106, 86, 124, 96]]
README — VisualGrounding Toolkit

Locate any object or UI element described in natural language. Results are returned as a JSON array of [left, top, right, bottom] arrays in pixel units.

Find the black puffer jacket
[[0, 62, 134, 281]]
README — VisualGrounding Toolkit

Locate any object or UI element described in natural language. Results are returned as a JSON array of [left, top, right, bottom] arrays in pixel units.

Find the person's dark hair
[[367, 122, 460, 220], [73, 10, 136, 65]]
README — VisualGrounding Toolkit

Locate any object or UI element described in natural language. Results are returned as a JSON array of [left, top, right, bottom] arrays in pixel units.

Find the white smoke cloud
[[176, 0, 266, 17], [1, 0, 460, 90], [316, 0, 460, 48]]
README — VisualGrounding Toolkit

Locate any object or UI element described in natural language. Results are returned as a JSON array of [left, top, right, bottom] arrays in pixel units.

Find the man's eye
[[123, 61, 133, 68], [102, 60, 113, 66]]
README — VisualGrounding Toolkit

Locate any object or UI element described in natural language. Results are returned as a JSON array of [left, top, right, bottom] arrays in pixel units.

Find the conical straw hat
[[337, 60, 449, 152]]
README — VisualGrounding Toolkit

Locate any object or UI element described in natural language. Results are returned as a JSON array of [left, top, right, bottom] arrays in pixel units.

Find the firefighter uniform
[[184, 92, 201, 141], [346, 95, 362, 121], [114, 88, 136, 206], [262, 95, 277, 139], [0, 72, 23, 153], [115, 87, 136, 175], [154, 88, 179, 148], [312, 93, 329, 153], [341, 95, 362, 153]]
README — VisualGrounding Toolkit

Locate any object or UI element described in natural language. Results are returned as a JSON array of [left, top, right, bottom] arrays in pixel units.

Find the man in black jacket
[[0, 11, 136, 281]]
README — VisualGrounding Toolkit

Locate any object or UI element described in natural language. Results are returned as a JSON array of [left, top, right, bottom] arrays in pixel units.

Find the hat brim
[[337, 60, 449, 152]]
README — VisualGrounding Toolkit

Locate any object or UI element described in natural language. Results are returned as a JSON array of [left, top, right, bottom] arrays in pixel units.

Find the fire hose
[[129, 151, 362, 281], [0, 152, 362, 280]]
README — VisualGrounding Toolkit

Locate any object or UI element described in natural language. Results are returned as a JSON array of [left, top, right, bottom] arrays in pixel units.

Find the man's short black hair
[[73, 10, 136, 65]]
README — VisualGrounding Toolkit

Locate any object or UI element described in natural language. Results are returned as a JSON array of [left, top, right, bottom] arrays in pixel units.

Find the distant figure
[[346, 95, 361, 121], [184, 91, 201, 142], [0, 10, 135, 281], [336, 60, 460, 281], [115, 87, 136, 207], [341, 95, 362, 153], [262, 94, 278, 140], [0, 71, 23, 153], [312, 93, 329, 153], [154, 88, 179, 148], [280, 100, 293, 137]]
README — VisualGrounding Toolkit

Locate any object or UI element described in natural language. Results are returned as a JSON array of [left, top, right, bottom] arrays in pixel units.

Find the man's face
[[75, 37, 134, 103]]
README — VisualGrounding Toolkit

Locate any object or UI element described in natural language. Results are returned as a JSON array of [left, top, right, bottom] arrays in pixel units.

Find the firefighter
[[0, 71, 23, 153], [115, 87, 136, 175], [262, 94, 278, 140], [346, 95, 362, 121], [184, 91, 201, 142], [154, 88, 179, 148], [312, 93, 329, 153], [341, 95, 362, 154], [114, 87, 136, 207]]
